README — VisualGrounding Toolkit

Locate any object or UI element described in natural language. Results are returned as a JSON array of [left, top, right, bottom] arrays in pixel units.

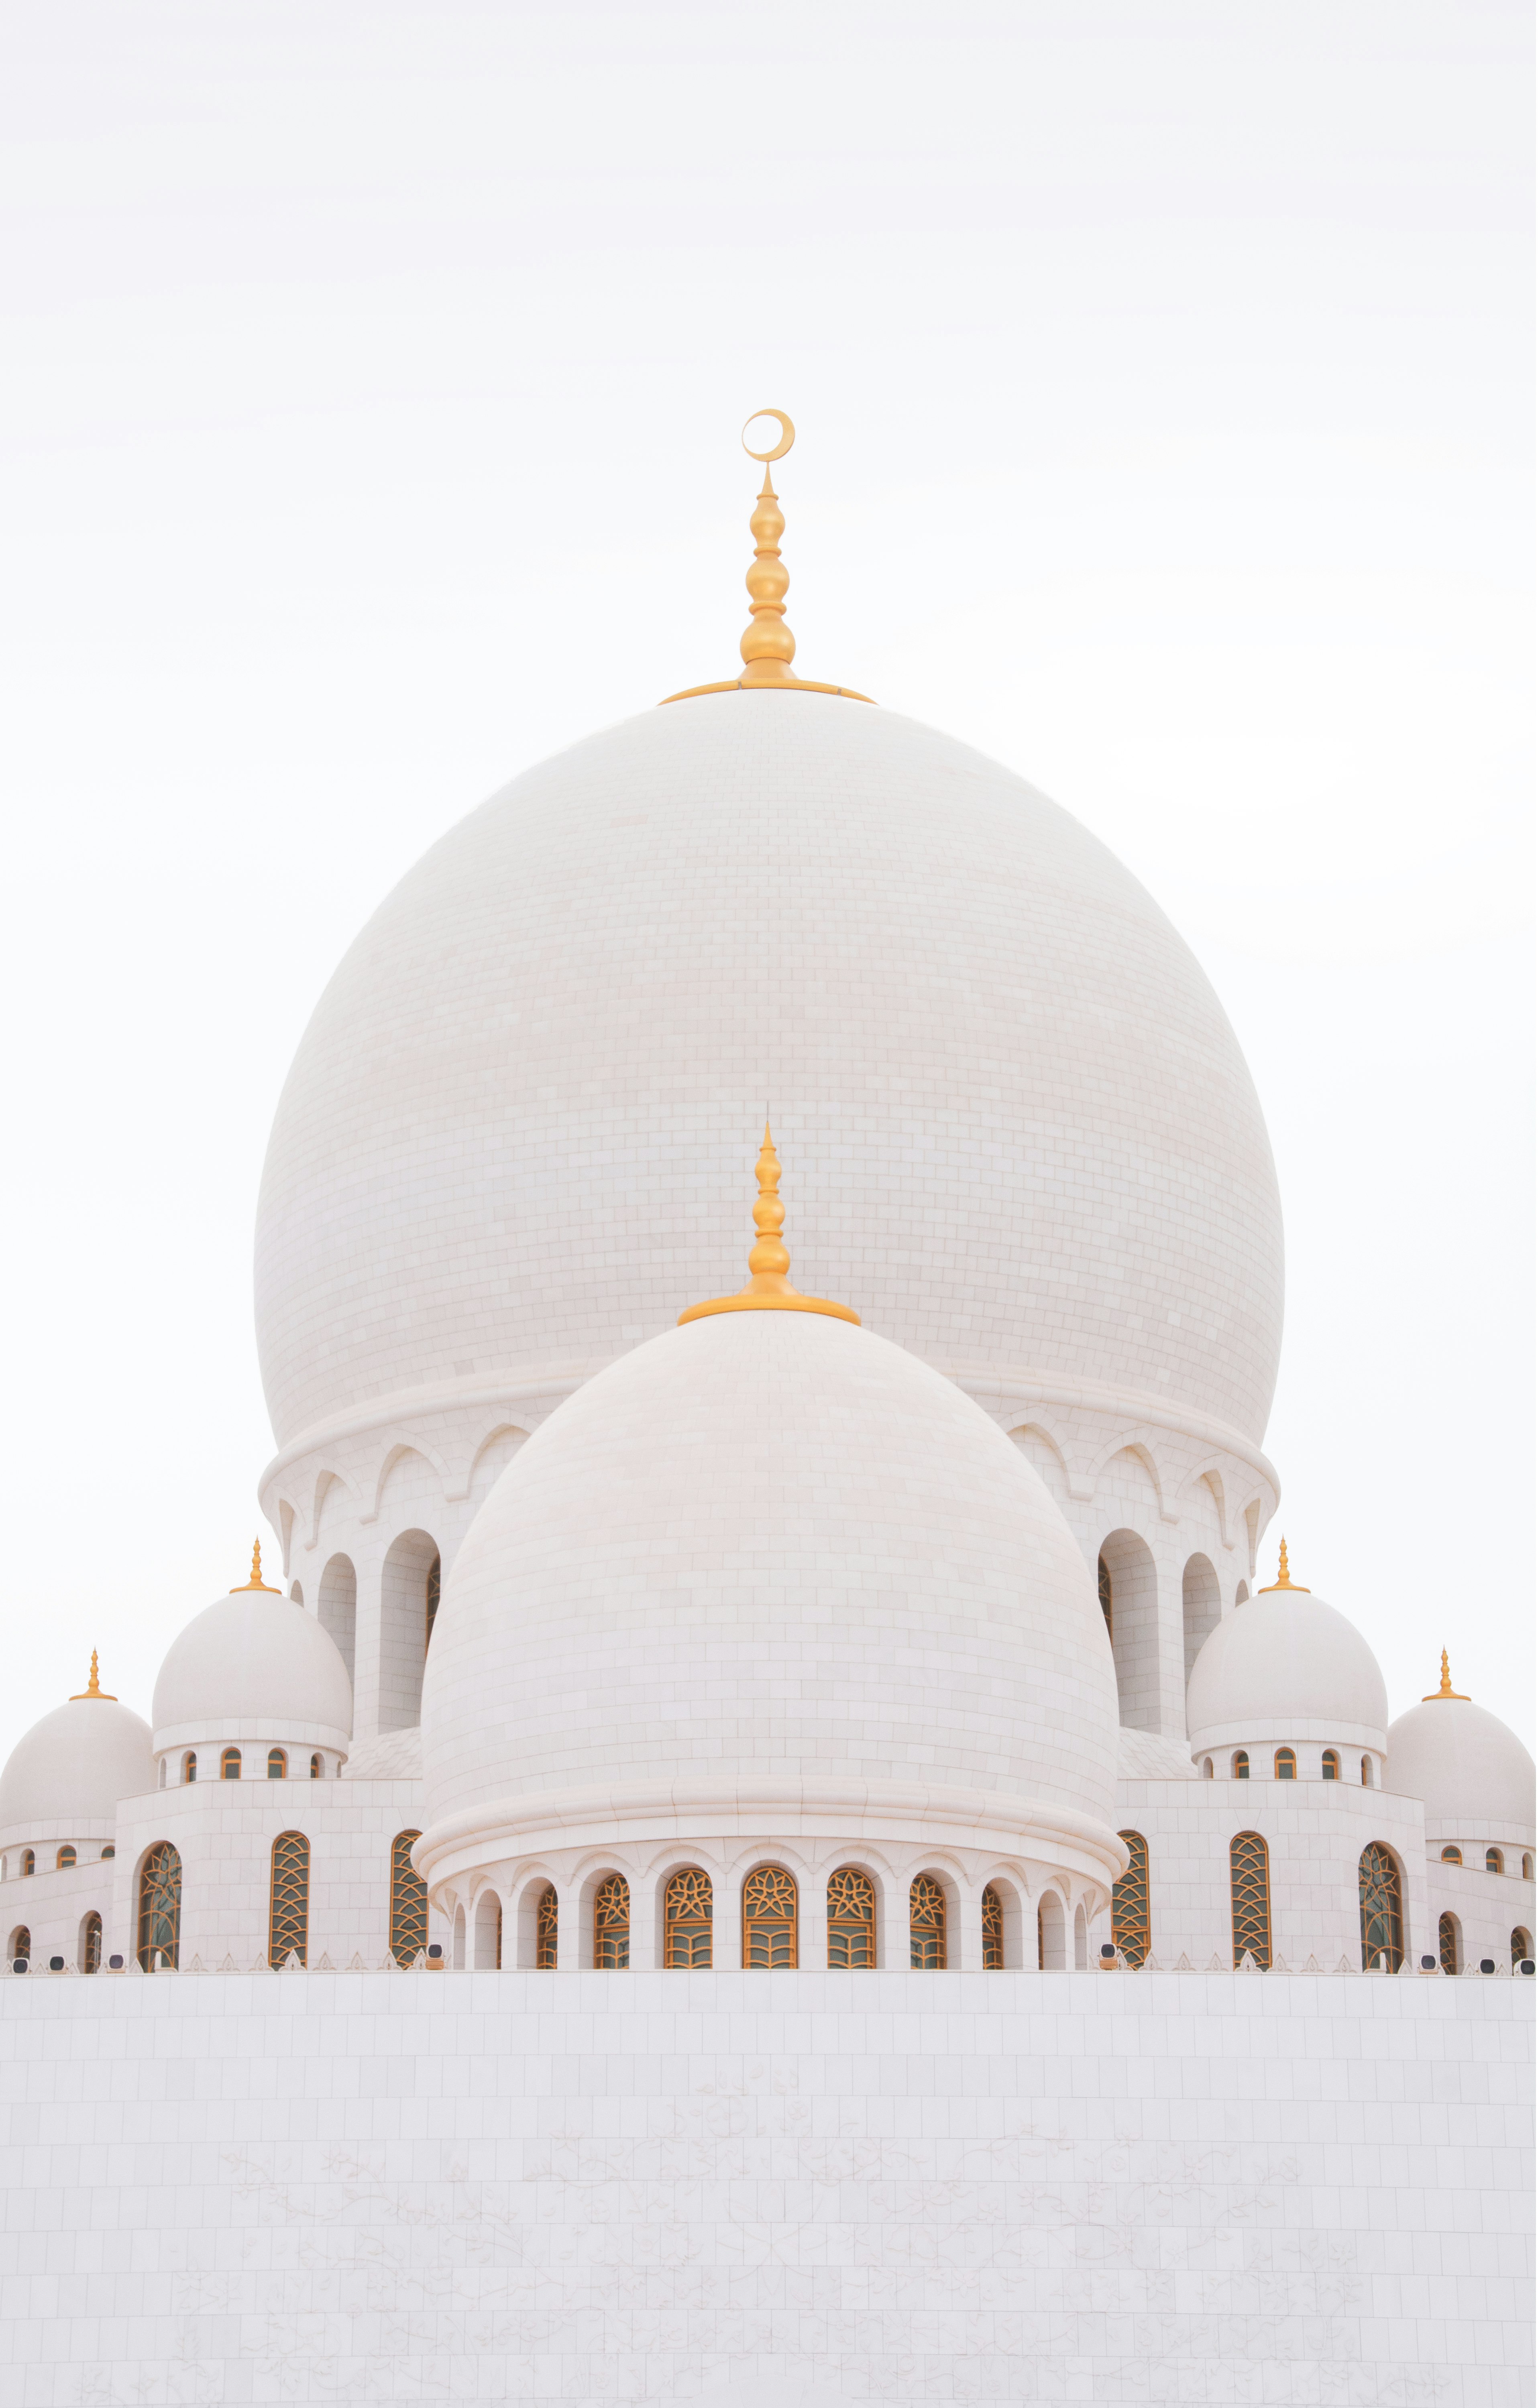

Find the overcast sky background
[[2, 1, 1532, 1761]]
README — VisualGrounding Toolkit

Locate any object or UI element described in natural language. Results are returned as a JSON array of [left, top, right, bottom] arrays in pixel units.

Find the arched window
[[664, 1868, 713, 1967], [536, 1885, 558, 1969], [1359, 1843, 1404, 1972], [1274, 1748, 1296, 1781], [1112, 1832, 1151, 1967], [1441, 1845, 1462, 1865], [742, 1866, 797, 1967], [1322, 1750, 1340, 1780], [267, 1749, 287, 1780], [1360, 1756, 1373, 1786], [56, 1845, 76, 1869], [80, 1913, 102, 1975], [20, 1851, 34, 1876], [268, 1831, 310, 1968], [1228, 1831, 1271, 1969], [593, 1873, 630, 1968], [827, 1867, 876, 1967], [10, 1926, 30, 1962], [1202, 1758, 1214, 1779], [1524, 1854, 1534, 1881], [425, 1552, 441, 1653], [909, 1873, 947, 1969], [1514, 1928, 1534, 1969], [1232, 1751, 1249, 1780], [310, 1753, 323, 1780], [101, 1845, 114, 1860], [1438, 1912, 1460, 1976], [1037, 1890, 1065, 1969], [388, 1830, 428, 1967], [221, 1748, 241, 1781], [136, 1841, 182, 1971], [982, 1884, 1004, 1969], [182, 1753, 197, 1784], [1097, 1556, 1113, 1638], [1486, 1847, 1504, 1875]]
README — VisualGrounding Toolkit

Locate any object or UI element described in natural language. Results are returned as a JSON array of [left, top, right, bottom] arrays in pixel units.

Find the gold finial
[[679, 1124, 860, 1326], [231, 1540, 280, 1594], [660, 413, 874, 706], [70, 1650, 116, 1702], [1259, 1538, 1309, 1593], [1423, 1649, 1470, 1702]]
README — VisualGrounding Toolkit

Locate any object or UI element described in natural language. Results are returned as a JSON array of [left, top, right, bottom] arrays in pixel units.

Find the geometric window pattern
[[10, 1927, 30, 1963], [1098, 1557, 1113, 1639], [426, 1554, 441, 1656], [743, 1866, 797, 1967], [1358, 1842, 1403, 1973], [594, 1873, 630, 1969], [1112, 1832, 1151, 1967], [827, 1867, 876, 1968], [389, 1830, 428, 1967], [663, 1867, 712, 1967], [982, 1883, 1004, 1969], [1228, 1830, 1271, 1969], [81, 1912, 103, 1974], [909, 1873, 946, 1969], [136, 1840, 182, 1972], [1514, 1929, 1534, 1971], [268, 1830, 310, 1969], [1438, 1912, 1460, 1977], [536, 1884, 558, 1970]]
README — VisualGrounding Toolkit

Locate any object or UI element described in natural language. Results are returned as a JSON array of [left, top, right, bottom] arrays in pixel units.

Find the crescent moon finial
[[742, 408, 795, 464]]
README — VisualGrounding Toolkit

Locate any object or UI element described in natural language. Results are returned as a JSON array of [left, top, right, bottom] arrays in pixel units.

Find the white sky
[[1, 1, 1532, 1760]]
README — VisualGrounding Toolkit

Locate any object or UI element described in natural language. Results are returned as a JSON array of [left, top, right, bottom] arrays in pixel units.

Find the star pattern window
[[909, 1873, 947, 1969], [536, 1884, 558, 1969], [269, 1830, 310, 1969], [982, 1883, 1004, 1970], [389, 1830, 428, 1966], [827, 1867, 876, 1967], [1228, 1830, 1270, 1969], [664, 1868, 713, 1967], [743, 1865, 797, 1967], [1112, 1832, 1151, 1967], [1438, 1912, 1460, 1976], [136, 1841, 181, 1972], [1358, 1842, 1403, 1973], [594, 1873, 630, 1968]]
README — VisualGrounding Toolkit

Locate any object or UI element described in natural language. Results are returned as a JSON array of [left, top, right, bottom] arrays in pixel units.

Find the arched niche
[[318, 1553, 357, 1686], [1182, 1553, 1221, 1686], [1097, 1528, 1161, 1732], [469, 1425, 528, 1501], [1037, 1889, 1066, 1971], [473, 1889, 502, 1969], [379, 1529, 440, 1730]]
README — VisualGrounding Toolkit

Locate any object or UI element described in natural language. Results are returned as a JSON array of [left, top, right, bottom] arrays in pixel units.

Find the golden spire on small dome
[[231, 1540, 280, 1594], [1423, 1649, 1470, 1702], [70, 1650, 116, 1701], [1259, 1538, 1309, 1593], [661, 412, 874, 706], [679, 1124, 860, 1326]]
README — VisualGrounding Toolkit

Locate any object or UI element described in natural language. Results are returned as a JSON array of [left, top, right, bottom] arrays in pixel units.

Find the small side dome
[[0, 1659, 153, 1838], [1388, 1660, 1535, 1837], [152, 1544, 352, 1749], [1186, 1547, 1387, 1753]]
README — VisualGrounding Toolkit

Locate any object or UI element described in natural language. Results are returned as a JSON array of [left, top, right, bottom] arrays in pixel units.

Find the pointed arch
[[466, 1424, 529, 1501], [1008, 1422, 1071, 1501], [366, 1440, 452, 1526], [1088, 1438, 1170, 1523]]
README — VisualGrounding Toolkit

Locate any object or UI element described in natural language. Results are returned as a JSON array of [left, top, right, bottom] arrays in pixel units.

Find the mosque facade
[[0, 428, 1531, 2406]]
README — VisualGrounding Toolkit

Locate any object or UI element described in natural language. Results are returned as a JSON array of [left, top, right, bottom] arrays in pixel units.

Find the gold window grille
[[1036, 1902, 1045, 1969], [1358, 1843, 1403, 1972], [183, 1753, 196, 1784], [1098, 1557, 1113, 1638], [1112, 1831, 1151, 1967], [268, 1830, 310, 1969], [81, 1913, 102, 1975], [827, 1867, 876, 1967], [742, 1865, 797, 1967], [10, 1927, 29, 1962], [1514, 1929, 1532, 1970], [1438, 1912, 1459, 1976], [1322, 1750, 1339, 1780], [221, 1748, 241, 1781], [593, 1873, 630, 1968], [57, 1845, 76, 1869], [909, 1873, 946, 1969], [536, 1884, 558, 1969], [982, 1884, 1004, 1970], [389, 1830, 428, 1966], [426, 1554, 441, 1653], [1274, 1748, 1296, 1780], [267, 1749, 286, 1780], [137, 1841, 182, 1971], [663, 1867, 713, 1967], [1228, 1830, 1271, 1969]]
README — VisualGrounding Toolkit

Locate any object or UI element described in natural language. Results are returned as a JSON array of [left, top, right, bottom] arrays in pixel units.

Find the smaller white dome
[[1186, 1581, 1387, 1753], [1387, 1696, 1536, 1838], [0, 1688, 153, 1837], [153, 1576, 352, 1749]]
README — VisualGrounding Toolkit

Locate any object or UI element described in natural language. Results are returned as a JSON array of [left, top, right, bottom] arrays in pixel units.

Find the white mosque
[[1, 419, 1531, 2407]]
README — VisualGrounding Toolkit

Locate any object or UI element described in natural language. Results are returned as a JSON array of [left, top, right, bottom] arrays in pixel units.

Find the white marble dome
[[417, 1304, 1122, 1887], [1186, 1582, 1388, 1756], [1387, 1696, 1536, 1839], [151, 1582, 353, 1755], [0, 1691, 153, 1841], [255, 693, 1283, 1457]]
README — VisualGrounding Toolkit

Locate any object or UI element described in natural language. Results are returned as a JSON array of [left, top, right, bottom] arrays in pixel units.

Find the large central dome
[[256, 693, 1283, 1451]]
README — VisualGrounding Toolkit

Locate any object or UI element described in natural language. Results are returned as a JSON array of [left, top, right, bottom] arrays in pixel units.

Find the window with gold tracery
[[1097, 1556, 1113, 1639], [425, 1554, 441, 1654], [81, 1912, 102, 1975], [1438, 1912, 1460, 1976], [909, 1873, 946, 1969], [268, 1830, 310, 1968], [1358, 1842, 1403, 1972], [1112, 1831, 1151, 1967], [137, 1841, 182, 1972], [827, 1867, 876, 1967], [389, 1830, 428, 1966], [664, 1868, 713, 1967], [1514, 1928, 1533, 1970], [982, 1883, 1004, 1970], [742, 1865, 797, 1967], [1228, 1830, 1270, 1969], [10, 1926, 30, 1963], [593, 1873, 630, 1968], [536, 1884, 558, 1969]]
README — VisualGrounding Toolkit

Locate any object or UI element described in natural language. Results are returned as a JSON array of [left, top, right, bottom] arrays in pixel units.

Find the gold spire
[[679, 1124, 860, 1326], [1423, 1649, 1470, 1702], [70, 1650, 116, 1701], [231, 1540, 280, 1594], [661, 412, 874, 705], [1258, 1538, 1309, 1593]]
